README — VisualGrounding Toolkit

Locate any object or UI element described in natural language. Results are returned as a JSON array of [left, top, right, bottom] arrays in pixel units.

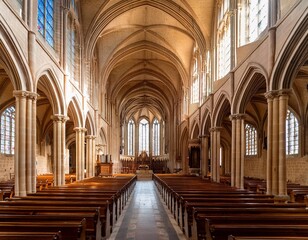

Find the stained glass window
[[153, 119, 160, 156], [37, 0, 54, 47], [239, 0, 268, 46], [139, 119, 149, 154], [127, 119, 135, 156], [245, 123, 257, 155], [191, 48, 199, 104], [286, 110, 299, 155], [0, 106, 15, 155], [217, 0, 231, 79]]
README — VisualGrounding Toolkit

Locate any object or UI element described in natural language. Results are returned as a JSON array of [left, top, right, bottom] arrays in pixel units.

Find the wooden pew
[[1, 199, 110, 239], [228, 236, 308, 240], [0, 219, 86, 240], [197, 214, 308, 240], [0, 231, 62, 240], [207, 222, 308, 240], [153, 174, 308, 240]]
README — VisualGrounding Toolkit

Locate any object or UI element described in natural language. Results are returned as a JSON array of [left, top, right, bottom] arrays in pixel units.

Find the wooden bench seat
[[0, 219, 86, 240], [0, 200, 110, 239], [0, 231, 62, 240], [207, 223, 308, 240], [228, 236, 308, 240], [0, 213, 100, 239], [194, 214, 308, 240]]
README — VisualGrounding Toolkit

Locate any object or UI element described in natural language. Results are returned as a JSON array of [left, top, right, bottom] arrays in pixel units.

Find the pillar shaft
[[52, 115, 68, 186], [230, 114, 245, 189], [265, 90, 290, 196], [75, 127, 87, 180]]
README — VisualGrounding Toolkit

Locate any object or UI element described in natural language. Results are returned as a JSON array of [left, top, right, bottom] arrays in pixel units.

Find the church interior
[[0, 0, 308, 239]]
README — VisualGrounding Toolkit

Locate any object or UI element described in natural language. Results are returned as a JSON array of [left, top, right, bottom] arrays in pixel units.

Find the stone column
[[210, 127, 222, 183], [86, 135, 96, 178], [13, 91, 27, 196], [200, 135, 209, 178], [51, 115, 68, 186], [229, 114, 245, 188], [74, 127, 87, 180], [278, 93, 288, 195], [265, 90, 290, 196], [26, 92, 37, 193]]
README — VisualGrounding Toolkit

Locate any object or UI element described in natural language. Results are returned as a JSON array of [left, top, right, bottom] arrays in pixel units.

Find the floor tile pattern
[[109, 180, 186, 240]]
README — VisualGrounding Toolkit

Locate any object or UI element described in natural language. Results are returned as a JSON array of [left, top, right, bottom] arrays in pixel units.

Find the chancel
[[0, 0, 308, 239]]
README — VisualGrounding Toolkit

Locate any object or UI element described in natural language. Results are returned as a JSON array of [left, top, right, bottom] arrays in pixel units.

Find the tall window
[[238, 0, 268, 45], [191, 46, 200, 103], [217, 0, 231, 79], [286, 110, 299, 155], [127, 119, 135, 156], [0, 106, 15, 155], [139, 119, 149, 154], [37, 0, 54, 47], [245, 123, 257, 155], [152, 119, 160, 156]]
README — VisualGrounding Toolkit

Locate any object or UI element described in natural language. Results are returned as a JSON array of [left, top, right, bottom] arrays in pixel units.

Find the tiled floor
[[109, 180, 186, 240]]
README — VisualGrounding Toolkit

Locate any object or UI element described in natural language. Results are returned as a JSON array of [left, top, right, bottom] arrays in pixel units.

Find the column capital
[[264, 89, 292, 99], [28, 92, 39, 100], [51, 114, 69, 123], [229, 113, 246, 121], [209, 127, 223, 132], [13, 90, 39, 100], [74, 127, 87, 133], [13, 90, 28, 98], [85, 135, 96, 140]]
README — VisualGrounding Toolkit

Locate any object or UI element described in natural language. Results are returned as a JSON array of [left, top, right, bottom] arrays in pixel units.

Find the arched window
[[139, 118, 149, 154], [245, 123, 257, 155], [191, 45, 200, 104], [37, 0, 54, 47], [0, 106, 15, 155], [286, 110, 299, 155], [152, 119, 160, 156], [217, 0, 231, 79], [238, 0, 268, 46], [67, 14, 80, 87], [127, 119, 135, 156]]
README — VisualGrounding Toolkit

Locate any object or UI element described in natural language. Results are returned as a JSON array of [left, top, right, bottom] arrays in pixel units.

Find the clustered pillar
[[200, 135, 209, 178], [74, 127, 87, 181], [230, 114, 245, 189], [210, 127, 222, 183], [14, 91, 37, 196], [86, 135, 96, 178], [265, 90, 289, 196], [52, 115, 68, 186]]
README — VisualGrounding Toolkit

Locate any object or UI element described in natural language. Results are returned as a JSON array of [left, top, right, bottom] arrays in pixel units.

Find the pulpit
[[96, 162, 113, 176]]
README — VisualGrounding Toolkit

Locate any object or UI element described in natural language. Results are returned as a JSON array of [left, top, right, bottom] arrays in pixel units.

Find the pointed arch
[[0, 17, 32, 91], [36, 67, 65, 115], [191, 122, 200, 139], [67, 97, 83, 127], [85, 112, 95, 136], [270, 11, 308, 90], [212, 93, 231, 127], [232, 64, 268, 114], [201, 110, 211, 136]]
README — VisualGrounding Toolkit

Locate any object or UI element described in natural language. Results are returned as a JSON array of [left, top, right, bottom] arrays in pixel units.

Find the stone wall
[[244, 153, 308, 185], [287, 155, 308, 185], [0, 154, 14, 181]]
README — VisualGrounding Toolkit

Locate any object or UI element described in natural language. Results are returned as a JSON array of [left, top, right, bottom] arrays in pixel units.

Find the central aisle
[[109, 180, 186, 240]]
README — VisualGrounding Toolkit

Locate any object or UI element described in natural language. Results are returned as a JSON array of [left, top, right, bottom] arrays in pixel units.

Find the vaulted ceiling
[[80, 0, 215, 121]]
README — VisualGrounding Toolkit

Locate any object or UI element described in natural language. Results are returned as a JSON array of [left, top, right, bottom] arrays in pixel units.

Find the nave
[[110, 180, 186, 240]]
